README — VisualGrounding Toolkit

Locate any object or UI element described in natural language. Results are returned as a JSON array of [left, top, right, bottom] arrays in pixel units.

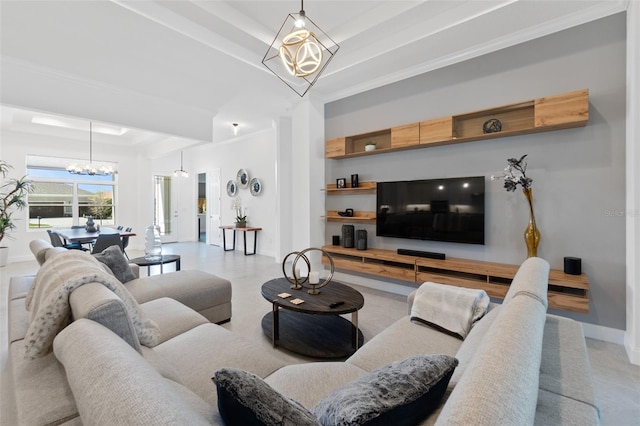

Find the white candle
[[309, 271, 320, 284], [294, 267, 301, 278]]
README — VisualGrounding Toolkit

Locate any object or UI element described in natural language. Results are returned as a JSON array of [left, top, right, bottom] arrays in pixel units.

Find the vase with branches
[[0, 160, 33, 266], [492, 154, 540, 257]]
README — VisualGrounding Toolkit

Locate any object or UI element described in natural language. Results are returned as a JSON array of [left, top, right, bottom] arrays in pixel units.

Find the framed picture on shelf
[[336, 178, 346, 189]]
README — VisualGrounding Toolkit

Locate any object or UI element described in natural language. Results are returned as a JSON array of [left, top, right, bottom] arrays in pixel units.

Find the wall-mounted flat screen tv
[[376, 176, 485, 245]]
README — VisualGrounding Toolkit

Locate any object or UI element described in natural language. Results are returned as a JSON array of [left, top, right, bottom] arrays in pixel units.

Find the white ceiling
[[0, 0, 627, 155]]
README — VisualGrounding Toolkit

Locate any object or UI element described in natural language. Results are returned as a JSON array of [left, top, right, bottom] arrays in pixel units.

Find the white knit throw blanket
[[24, 250, 160, 359], [410, 281, 490, 339]]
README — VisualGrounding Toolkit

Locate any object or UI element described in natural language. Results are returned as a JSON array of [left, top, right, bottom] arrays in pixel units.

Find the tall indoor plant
[[0, 160, 33, 266]]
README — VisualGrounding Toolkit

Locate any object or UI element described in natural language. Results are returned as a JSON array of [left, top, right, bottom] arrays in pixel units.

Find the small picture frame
[[336, 178, 347, 189], [351, 174, 359, 188]]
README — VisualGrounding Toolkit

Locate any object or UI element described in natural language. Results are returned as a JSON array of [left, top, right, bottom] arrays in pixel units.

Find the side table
[[129, 254, 181, 275], [219, 226, 262, 256]]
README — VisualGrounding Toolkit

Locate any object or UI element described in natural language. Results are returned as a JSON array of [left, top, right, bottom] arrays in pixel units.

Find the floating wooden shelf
[[325, 211, 376, 223], [325, 181, 376, 194], [321, 246, 589, 313], [326, 89, 589, 159]]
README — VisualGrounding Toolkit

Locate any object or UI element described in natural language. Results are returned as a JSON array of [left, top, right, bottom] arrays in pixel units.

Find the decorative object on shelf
[[337, 208, 354, 217], [231, 197, 247, 227], [356, 229, 367, 250], [291, 247, 335, 295], [282, 251, 310, 290], [564, 257, 582, 275], [365, 141, 376, 152], [226, 180, 238, 197], [144, 225, 162, 261], [336, 178, 346, 189], [173, 151, 188, 178], [0, 160, 33, 267], [492, 154, 540, 257], [262, 0, 339, 97], [342, 224, 355, 248], [332, 235, 340, 245], [351, 174, 359, 188], [482, 118, 502, 134], [85, 216, 97, 233], [67, 122, 116, 176], [237, 169, 250, 188], [250, 178, 262, 196]]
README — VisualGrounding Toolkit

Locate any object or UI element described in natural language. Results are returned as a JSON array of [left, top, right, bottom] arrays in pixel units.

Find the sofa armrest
[[69, 283, 141, 353]]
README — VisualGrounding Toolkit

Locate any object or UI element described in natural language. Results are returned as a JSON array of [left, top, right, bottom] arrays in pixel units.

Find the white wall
[[0, 129, 152, 260]]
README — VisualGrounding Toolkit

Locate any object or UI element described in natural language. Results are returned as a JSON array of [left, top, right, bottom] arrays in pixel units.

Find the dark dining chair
[[91, 234, 123, 254], [120, 227, 132, 260], [47, 230, 87, 251]]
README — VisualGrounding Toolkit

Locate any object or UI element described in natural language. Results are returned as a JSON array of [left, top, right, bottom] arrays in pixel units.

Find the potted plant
[[0, 160, 33, 266], [365, 141, 376, 152], [231, 197, 247, 228]]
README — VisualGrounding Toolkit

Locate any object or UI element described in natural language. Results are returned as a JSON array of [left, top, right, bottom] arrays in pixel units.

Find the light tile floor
[[1, 242, 639, 425]]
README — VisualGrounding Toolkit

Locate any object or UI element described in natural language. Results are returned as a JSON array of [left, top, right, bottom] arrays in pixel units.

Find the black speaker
[[342, 225, 354, 248], [332, 235, 340, 246], [564, 257, 582, 275], [356, 229, 367, 250]]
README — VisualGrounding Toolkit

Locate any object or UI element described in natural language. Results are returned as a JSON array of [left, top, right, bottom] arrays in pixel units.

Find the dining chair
[[91, 234, 123, 254], [47, 230, 87, 251], [121, 227, 132, 260]]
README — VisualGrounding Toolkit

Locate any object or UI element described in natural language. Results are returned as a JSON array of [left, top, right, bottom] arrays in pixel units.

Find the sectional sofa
[[3, 239, 599, 425]]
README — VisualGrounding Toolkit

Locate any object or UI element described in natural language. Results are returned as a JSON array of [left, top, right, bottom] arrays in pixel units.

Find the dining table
[[55, 227, 136, 244]]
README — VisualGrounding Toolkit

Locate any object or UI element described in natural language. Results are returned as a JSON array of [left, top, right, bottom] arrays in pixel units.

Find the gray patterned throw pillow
[[213, 368, 320, 426], [313, 354, 458, 426], [93, 245, 136, 283]]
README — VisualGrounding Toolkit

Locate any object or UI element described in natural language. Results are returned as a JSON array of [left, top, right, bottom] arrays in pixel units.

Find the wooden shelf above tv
[[321, 246, 589, 313], [325, 89, 589, 159]]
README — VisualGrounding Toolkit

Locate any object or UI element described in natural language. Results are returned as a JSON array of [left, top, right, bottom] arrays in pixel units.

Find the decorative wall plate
[[226, 180, 237, 197], [237, 169, 249, 188], [250, 178, 262, 196]]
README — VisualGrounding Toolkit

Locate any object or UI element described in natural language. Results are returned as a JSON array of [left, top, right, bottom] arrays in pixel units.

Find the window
[[27, 156, 117, 229]]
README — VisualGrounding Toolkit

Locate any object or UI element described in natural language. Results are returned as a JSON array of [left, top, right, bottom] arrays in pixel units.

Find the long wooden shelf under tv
[[321, 246, 589, 313], [325, 89, 589, 159]]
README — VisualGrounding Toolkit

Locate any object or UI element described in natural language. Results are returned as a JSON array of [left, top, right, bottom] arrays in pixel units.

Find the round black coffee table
[[129, 254, 181, 275], [261, 278, 364, 358]]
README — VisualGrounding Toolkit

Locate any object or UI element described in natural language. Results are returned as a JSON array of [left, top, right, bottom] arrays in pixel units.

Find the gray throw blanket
[[24, 250, 160, 359], [410, 281, 490, 339]]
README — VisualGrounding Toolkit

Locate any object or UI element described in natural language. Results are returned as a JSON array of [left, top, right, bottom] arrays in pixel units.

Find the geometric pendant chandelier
[[262, 0, 339, 97], [66, 122, 116, 176]]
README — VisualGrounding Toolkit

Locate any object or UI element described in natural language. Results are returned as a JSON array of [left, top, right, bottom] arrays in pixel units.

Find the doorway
[[197, 173, 206, 242], [153, 174, 178, 243]]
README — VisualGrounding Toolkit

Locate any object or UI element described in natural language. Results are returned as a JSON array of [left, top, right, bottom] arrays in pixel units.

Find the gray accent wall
[[324, 13, 627, 330]]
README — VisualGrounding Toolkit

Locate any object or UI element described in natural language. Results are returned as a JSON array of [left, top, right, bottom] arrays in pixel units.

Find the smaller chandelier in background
[[67, 122, 116, 176], [174, 151, 188, 178], [262, 0, 339, 97]]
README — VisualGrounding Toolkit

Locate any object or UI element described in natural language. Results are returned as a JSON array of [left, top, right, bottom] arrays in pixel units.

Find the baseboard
[[578, 322, 625, 345], [624, 334, 640, 366]]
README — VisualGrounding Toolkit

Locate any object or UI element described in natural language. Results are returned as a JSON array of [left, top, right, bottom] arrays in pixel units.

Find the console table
[[219, 226, 262, 256]]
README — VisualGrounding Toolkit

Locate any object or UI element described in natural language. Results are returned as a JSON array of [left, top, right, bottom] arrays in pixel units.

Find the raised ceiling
[[0, 0, 627, 154]]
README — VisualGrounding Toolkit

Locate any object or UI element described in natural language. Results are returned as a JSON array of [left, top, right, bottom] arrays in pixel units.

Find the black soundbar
[[397, 249, 446, 260]]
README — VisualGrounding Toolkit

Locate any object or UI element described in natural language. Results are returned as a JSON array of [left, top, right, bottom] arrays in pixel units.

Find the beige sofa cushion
[[140, 297, 209, 344], [53, 319, 212, 426], [503, 256, 550, 306]]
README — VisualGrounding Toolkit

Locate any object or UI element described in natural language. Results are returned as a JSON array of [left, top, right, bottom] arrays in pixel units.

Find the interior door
[[208, 168, 222, 246], [153, 174, 178, 243]]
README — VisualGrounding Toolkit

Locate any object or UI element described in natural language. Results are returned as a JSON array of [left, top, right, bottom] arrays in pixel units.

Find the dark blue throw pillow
[[313, 354, 458, 426], [213, 368, 320, 426]]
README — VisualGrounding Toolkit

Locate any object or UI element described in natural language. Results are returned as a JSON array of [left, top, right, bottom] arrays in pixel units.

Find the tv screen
[[376, 176, 485, 245]]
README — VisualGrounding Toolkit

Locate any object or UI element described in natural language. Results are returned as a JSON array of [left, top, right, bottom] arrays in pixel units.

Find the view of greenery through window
[[27, 165, 116, 229]]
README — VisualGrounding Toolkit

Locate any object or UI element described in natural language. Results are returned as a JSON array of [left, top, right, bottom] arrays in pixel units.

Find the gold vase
[[523, 188, 541, 258]]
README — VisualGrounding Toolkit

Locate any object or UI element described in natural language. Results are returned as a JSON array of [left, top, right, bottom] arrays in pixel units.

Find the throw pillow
[[93, 245, 137, 283], [313, 354, 458, 426], [213, 368, 320, 426]]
